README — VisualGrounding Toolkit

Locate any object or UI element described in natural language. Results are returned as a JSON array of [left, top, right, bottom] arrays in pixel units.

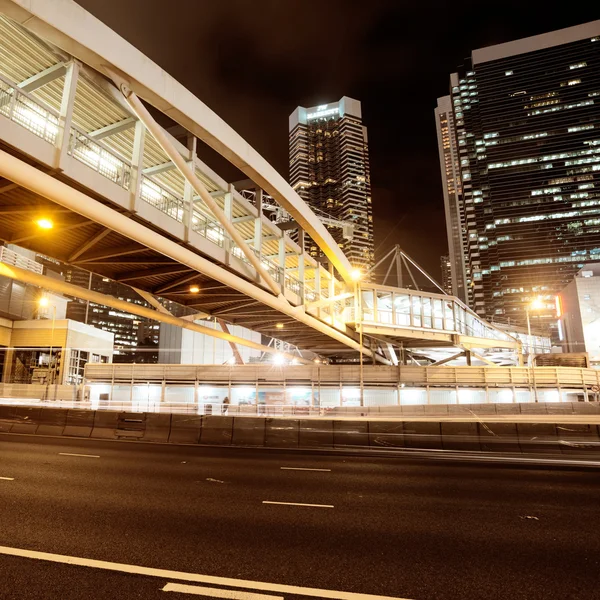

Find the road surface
[[0, 433, 599, 599]]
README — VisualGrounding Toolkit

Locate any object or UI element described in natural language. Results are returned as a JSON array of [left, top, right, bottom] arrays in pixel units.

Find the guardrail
[[69, 125, 132, 188], [0, 74, 59, 144], [84, 363, 600, 390], [0, 246, 43, 274], [2, 406, 599, 456]]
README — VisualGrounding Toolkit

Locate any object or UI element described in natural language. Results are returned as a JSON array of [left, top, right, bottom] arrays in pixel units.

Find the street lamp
[[525, 297, 544, 366], [36, 217, 53, 230], [39, 296, 57, 400]]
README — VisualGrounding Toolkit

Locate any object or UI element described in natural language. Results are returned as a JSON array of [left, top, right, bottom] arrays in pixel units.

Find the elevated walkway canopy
[[0, 0, 523, 364]]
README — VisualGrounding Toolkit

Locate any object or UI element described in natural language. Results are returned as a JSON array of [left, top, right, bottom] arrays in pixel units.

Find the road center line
[[280, 467, 331, 472], [0, 477, 14, 481], [58, 453, 100, 459], [162, 582, 283, 599], [0, 545, 413, 600], [262, 501, 334, 508]]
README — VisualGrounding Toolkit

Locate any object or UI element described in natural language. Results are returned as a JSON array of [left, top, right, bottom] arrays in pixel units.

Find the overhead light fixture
[[189, 285, 200, 294], [38, 296, 49, 307], [273, 354, 285, 366], [36, 218, 53, 230], [275, 322, 284, 329], [350, 268, 362, 281]]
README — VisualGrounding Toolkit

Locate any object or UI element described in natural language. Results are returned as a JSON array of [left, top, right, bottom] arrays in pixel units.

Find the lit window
[[505, 70, 513, 76], [570, 62, 587, 69]]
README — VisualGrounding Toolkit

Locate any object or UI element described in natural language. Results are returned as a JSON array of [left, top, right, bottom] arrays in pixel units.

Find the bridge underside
[[0, 151, 357, 357]]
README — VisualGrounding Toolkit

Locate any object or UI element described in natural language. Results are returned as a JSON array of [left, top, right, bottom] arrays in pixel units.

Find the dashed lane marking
[[262, 501, 334, 508], [0, 477, 14, 481], [280, 467, 331, 472], [162, 582, 282, 599], [58, 453, 100, 458], [0, 545, 414, 599]]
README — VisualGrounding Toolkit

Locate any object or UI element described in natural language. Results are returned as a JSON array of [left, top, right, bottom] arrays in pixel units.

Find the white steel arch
[[0, 0, 355, 283]]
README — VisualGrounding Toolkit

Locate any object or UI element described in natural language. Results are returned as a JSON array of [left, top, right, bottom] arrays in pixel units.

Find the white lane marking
[[280, 467, 331, 472], [162, 582, 282, 599], [0, 545, 413, 600], [0, 477, 14, 481], [262, 501, 334, 508], [58, 453, 100, 459]]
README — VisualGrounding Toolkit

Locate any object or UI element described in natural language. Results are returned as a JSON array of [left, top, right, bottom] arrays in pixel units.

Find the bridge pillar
[[129, 120, 146, 211], [54, 60, 80, 170]]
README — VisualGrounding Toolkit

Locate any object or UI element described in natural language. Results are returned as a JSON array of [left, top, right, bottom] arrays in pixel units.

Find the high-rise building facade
[[289, 97, 374, 273], [436, 21, 600, 337], [440, 255, 453, 295]]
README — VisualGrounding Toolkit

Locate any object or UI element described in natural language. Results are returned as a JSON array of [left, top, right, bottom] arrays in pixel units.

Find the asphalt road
[[1, 434, 599, 600]]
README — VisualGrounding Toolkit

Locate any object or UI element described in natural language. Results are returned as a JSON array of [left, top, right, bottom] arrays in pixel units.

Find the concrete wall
[[2, 406, 600, 457]]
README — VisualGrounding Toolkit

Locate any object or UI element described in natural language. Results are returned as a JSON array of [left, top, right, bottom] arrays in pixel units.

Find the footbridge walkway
[[0, 0, 532, 364]]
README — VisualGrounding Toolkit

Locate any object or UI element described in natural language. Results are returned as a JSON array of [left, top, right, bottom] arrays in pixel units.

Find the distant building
[[289, 96, 374, 273], [63, 271, 160, 362], [436, 20, 600, 338], [435, 97, 468, 302], [440, 255, 453, 295], [0, 318, 113, 385], [158, 320, 262, 365], [559, 264, 600, 363]]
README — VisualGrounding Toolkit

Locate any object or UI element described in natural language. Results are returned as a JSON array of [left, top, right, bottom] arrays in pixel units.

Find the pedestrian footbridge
[[0, 0, 527, 364]]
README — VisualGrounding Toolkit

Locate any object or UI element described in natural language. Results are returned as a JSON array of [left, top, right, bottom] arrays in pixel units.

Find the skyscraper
[[436, 21, 600, 337], [440, 255, 453, 295], [289, 97, 374, 273]]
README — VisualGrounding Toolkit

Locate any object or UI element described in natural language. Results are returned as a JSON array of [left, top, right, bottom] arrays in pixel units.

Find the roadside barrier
[[168, 414, 203, 444], [264, 418, 299, 448], [1, 407, 599, 457], [63, 409, 95, 437]]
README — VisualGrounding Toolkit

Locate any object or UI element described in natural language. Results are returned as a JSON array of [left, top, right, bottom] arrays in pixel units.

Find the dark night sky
[[77, 1, 598, 282]]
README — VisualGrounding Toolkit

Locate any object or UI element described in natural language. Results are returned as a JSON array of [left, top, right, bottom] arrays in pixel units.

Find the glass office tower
[[289, 97, 374, 273], [437, 21, 600, 337]]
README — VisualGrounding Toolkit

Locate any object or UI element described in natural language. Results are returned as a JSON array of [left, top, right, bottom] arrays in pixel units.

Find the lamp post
[[351, 269, 364, 407], [525, 297, 544, 366], [525, 297, 544, 403], [39, 296, 57, 401]]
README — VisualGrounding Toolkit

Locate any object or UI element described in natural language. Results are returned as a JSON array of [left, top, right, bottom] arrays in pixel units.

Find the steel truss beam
[[74, 244, 146, 263], [67, 227, 111, 262], [18, 62, 66, 92], [116, 265, 192, 282]]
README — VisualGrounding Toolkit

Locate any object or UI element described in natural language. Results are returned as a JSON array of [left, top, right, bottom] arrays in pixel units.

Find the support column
[[223, 186, 233, 257], [254, 189, 263, 259], [297, 230, 305, 302], [129, 120, 146, 211], [184, 135, 197, 239], [313, 265, 321, 319], [54, 60, 80, 170], [278, 236, 286, 291]]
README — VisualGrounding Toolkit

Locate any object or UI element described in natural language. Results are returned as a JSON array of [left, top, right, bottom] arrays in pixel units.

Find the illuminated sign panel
[[307, 105, 339, 120]]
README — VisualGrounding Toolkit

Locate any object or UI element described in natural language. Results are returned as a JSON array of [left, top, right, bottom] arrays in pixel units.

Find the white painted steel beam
[[131, 287, 171, 315], [88, 117, 136, 140], [18, 62, 66, 92], [143, 161, 175, 176], [0, 262, 309, 364]]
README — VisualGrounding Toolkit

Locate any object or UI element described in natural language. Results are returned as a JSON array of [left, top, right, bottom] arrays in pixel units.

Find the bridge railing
[[69, 125, 132, 189], [0, 74, 59, 144], [346, 286, 517, 345]]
